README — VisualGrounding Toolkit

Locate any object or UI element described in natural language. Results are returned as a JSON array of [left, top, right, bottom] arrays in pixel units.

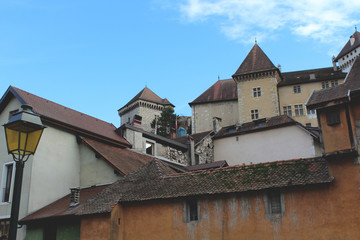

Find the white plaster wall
[[79, 143, 119, 187], [192, 100, 238, 134], [0, 98, 31, 239], [27, 126, 81, 213], [214, 125, 320, 166]]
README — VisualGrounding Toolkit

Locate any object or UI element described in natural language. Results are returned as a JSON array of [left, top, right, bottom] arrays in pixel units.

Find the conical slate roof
[[334, 30, 360, 61], [233, 44, 277, 77], [119, 87, 174, 112]]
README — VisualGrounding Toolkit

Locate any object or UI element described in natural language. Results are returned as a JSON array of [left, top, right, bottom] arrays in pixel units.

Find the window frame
[[283, 106, 292, 116], [294, 104, 304, 116], [326, 110, 341, 126], [253, 87, 261, 97], [251, 109, 259, 120], [264, 192, 285, 218], [184, 199, 200, 222], [293, 85, 301, 93], [1, 162, 15, 204], [143, 138, 156, 156]]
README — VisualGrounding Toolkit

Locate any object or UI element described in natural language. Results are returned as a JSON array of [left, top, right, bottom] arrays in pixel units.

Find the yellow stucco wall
[[236, 72, 281, 124]]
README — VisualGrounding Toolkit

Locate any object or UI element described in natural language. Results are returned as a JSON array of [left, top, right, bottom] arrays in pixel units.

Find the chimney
[[212, 117, 222, 133], [186, 136, 195, 166], [132, 114, 142, 128], [70, 188, 80, 207], [332, 56, 337, 71], [277, 64, 281, 72]]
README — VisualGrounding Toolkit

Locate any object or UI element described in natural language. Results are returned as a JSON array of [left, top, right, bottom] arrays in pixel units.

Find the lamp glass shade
[[4, 125, 44, 156]]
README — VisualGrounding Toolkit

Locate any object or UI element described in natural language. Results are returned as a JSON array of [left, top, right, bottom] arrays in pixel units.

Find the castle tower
[[232, 44, 281, 124], [334, 29, 360, 72], [118, 87, 174, 132]]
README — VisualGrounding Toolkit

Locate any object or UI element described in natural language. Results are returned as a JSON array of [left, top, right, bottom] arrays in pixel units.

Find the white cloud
[[178, 0, 360, 44]]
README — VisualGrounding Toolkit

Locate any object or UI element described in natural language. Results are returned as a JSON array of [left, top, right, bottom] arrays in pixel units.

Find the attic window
[[309, 73, 316, 80], [326, 110, 341, 126], [145, 141, 155, 155]]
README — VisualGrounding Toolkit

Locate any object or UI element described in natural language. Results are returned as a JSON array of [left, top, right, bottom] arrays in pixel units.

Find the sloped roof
[[81, 137, 153, 175], [78, 157, 333, 215], [307, 57, 360, 109], [233, 44, 278, 77], [278, 67, 346, 86], [189, 79, 237, 105], [335, 31, 360, 61], [186, 160, 228, 171], [119, 87, 174, 112], [174, 130, 212, 146], [0, 86, 130, 147], [213, 115, 313, 139], [19, 185, 109, 224]]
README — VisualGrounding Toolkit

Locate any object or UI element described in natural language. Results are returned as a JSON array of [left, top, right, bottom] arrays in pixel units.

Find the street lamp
[[3, 104, 45, 240]]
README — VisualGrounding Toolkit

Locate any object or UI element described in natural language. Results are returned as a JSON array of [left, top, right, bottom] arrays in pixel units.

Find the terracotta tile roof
[[233, 44, 278, 77], [0, 86, 130, 147], [278, 67, 346, 86], [174, 130, 212, 146], [334, 31, 360, 61], [19, 185, 109, 224], [119, 87, 174, 112], [307, 57, 360, 109], [189, 79, 237, 105], [78, 157, 333, 215], [81, 137, 153, 175], [213, 115, 300, 139]]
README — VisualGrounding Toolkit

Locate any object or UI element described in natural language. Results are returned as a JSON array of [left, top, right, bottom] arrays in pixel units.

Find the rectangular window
[[185, 200, 199, 222], [145, 141, 155, 155], [1, 163, 14, 203], [307, 108, 316, 115], [283, 106, 292, 116], [322, 81, 329, 89], [293, 85, 301, 93], [331, 80, 338, 87], [251, 109, 259, 120], [253, 87, 261, 97], [294, 104, 304, 116], [268, 193, 282, 214], [326, 110, 341, 126]]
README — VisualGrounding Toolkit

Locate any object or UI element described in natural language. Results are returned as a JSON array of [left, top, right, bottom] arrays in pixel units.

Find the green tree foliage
[[151, 107, 177, 138]]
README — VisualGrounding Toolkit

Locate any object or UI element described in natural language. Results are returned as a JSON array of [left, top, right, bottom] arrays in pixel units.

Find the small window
[[195, 154, 199, 165], [294, 104, 304, 116], [306, 123, 312, 127], [293, 85, 301, 93], [251, 109, 259, 120], [145, 141, 154, 155], [326, 110, 341, 126], [268, 193, 282, 214], [253, 87, 261, 97], [331, 80, 338, 87], [185, 200, 199, 222], [1, 163, 14, 203], [307, 108, 316, 115], [283, 106, 292, 116]]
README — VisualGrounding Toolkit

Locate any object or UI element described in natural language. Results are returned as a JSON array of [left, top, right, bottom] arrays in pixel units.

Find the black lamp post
[[3, 104, 45, 240]]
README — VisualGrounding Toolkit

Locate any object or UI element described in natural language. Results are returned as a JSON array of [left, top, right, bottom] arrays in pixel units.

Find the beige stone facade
[[191, 100, 238, 133], [235, 71, 281, 124]]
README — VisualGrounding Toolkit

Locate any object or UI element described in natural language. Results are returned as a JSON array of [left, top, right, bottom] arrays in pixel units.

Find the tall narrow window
[[2, 163, 14, 203], [283, 106, 292, 116], [251, 109, 259, 120], [268, 193, 282, 214], [185, 200, 199, 222], [294, 104, 304, 116], [253, 87, 261, 97]]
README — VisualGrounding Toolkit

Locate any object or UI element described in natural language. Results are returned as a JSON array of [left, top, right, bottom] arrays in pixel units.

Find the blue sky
[[1, 0, 359, 126]]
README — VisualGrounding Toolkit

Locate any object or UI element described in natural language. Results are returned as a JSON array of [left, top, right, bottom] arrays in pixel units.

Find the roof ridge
[[12, 86, 114, 126]]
